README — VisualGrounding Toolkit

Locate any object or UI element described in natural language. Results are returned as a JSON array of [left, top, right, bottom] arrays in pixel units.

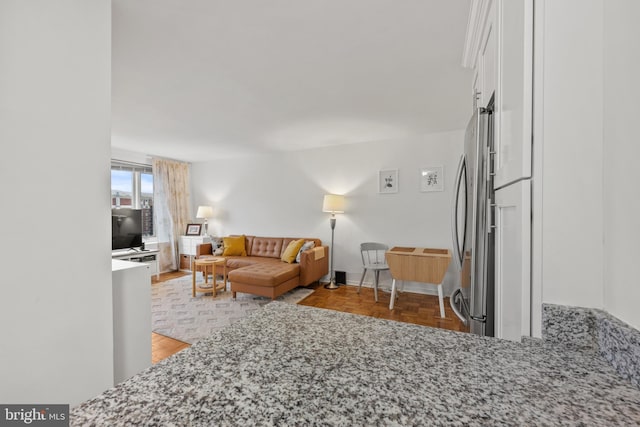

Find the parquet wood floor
[[150, 273, 469, 363], [151, 270, 189, 285], [152, 332, 190, 364], [299, 282, 470, 333]]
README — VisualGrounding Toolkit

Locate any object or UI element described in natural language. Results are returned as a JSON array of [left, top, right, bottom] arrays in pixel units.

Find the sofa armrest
[[298, 245, 329, 286], [196, 243, 213, 258]]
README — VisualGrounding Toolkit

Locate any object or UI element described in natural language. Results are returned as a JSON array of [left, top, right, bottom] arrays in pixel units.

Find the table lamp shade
[[322, 194, 345, 214], [196, 205, 214, 218]]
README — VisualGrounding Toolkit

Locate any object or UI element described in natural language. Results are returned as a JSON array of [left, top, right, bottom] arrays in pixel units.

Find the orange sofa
[[195, 235, 328, 299]]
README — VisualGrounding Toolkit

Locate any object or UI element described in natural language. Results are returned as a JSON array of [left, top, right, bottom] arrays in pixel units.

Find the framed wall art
[[378, 169, 398, 194], [420, 166, 444, 192], [185, 223, 202, 236]]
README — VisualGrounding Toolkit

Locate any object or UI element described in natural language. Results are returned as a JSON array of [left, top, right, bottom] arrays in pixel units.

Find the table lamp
[[196, 205, 214, 236], [322, 194, 345, 289]]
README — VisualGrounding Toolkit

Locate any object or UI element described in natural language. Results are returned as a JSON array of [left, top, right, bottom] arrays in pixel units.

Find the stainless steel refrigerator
[[450, 104, 495, 337]]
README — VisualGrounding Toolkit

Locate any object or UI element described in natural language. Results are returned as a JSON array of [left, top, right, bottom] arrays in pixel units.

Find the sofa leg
[[232, 291, 237, 300]]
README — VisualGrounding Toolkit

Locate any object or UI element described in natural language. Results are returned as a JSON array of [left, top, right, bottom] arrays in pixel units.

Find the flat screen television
[[112, 208, 143, 250]]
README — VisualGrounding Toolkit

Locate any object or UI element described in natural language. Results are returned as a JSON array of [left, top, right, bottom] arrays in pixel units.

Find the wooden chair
[[357, 242, 390, 302]]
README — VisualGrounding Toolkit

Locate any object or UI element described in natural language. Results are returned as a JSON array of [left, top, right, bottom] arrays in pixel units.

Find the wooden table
[[192, 257, 227, 297], [385, 247, 451, 318]]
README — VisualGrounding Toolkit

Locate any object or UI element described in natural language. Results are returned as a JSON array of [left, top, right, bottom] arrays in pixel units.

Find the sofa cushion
[[225, 256, 280, 270], [281, 239, 305, 264], [223, 235, 247, 256], [229, 263, 300, 287], [296, 240, 316, 263], [225, 257, 256, 270], [243, 235, 255, 255], [282, 238, 322, 254], [249, 237, 284, 258]]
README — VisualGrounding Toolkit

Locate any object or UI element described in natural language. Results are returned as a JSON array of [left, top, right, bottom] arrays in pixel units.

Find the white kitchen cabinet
[[466, 0, 533, 187], [494, 180, 531, 341], [478, 1, 496, 108], [472, 69, 481, 110], [463, 0, 497, 109], [112, 259, 151, 384], [494, 0, 533, 188]]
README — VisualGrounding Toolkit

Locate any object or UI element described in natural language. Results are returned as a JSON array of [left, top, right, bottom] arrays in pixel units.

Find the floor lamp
[[322, 194, 345, 290]]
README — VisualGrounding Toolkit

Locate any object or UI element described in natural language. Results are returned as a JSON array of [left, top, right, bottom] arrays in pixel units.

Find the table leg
[[389, 278, 397, 309], [223, 264, 227, 291], [212, 265, 217, 297], [437, 283, 445, 318], [192, 262, 196, 298]]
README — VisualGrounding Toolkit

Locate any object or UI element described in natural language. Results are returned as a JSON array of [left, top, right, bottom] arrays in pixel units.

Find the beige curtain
[[153, 158, 191, 272]]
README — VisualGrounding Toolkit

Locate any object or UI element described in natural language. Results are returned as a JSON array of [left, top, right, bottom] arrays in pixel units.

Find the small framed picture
[[420, 166, 444, 192], [378, 169, 399, 193], [185, 223, 202, 236]]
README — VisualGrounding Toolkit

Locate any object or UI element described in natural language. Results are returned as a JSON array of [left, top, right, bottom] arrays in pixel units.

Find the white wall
[[0, 1, 113, 406], [534, 0, 640, 331], [603, 0, 640, 329], [191, 131, 464, 296], [537, 0, 605, 309]]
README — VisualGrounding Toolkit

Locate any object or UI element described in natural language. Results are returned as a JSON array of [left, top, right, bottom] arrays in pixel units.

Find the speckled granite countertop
[[71, 302, 640, 426]]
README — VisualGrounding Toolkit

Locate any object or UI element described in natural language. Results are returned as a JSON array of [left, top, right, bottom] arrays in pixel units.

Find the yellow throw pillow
[[281, 239, 305, 263], [222, 235, 247, 256]]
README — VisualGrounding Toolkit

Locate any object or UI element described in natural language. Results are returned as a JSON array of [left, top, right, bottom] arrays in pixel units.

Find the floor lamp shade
[[322, 194, 345, 290], [322, 194, 345, 214]]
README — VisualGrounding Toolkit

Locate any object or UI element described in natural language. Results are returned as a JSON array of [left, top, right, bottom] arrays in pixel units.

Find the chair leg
[[374, 270, 379, 302], [389, 278, 397, 309], [437, 284, 445, 318], [358, 269, 367, 294]]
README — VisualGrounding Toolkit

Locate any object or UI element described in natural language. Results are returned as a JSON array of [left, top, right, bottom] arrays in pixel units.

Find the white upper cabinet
[[464, 1, 497, 109], [463, 0, 533, 188], [479, 2, 496, 109], [494, 0, 533, 188], [472, 68, 480, 110]]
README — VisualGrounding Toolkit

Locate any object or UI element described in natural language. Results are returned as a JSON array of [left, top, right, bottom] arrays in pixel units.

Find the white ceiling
[[112, 0, 473, 162]]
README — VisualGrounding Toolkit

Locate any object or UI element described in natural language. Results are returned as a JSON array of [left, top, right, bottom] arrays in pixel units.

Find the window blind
[[111, 159, 152, 174]]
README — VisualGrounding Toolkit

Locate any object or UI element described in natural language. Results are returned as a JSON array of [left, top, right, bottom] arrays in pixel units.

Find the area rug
[[151, 274, 314, 343]]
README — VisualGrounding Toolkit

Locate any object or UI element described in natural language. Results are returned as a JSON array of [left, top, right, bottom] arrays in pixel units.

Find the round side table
[[192, 257, 226, 297]]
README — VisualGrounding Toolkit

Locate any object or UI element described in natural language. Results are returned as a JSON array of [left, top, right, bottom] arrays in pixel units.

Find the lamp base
[[324, 280, 340, 290]]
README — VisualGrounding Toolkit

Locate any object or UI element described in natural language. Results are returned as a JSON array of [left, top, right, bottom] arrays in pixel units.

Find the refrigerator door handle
[[450, 154, 466, 270], [485, 145, 496, 234], [469, 107, 488, 322], [488, 199, 496, 233], [449, 288, 469, 325]]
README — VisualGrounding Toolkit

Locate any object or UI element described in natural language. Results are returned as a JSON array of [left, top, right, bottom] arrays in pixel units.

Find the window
[[111, 161, 154, 237], [111, 169, 133, 207]]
